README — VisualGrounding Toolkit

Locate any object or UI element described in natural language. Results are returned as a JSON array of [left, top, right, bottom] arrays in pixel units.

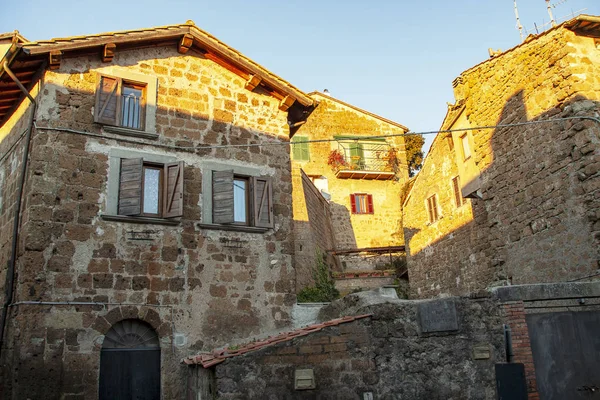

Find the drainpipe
[[0, 60, 37, 357]]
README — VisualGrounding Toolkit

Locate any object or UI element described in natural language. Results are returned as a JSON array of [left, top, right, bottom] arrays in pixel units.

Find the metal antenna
[[514, 0, 525, 41], [546, 0, 557, 26]]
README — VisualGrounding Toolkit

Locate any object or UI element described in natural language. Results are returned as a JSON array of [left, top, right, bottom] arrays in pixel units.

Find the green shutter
[[292, 136, 309, 161]]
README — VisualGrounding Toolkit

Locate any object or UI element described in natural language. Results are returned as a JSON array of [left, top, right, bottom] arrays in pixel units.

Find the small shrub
[[297, 252, 340, 303]]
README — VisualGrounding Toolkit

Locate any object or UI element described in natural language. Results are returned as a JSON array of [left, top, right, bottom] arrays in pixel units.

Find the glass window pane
[[461, 134, 471, 160], [143, 168, 160, 214], [233, 179, 247, 223], [122, 86, 143, 129]]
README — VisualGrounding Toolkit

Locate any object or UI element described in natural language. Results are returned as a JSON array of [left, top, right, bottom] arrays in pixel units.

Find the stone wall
[[404, 25, 600, 298], [203, 295, 505, 399], [1, 45, 297, 399], [0, 81, 40, 308]]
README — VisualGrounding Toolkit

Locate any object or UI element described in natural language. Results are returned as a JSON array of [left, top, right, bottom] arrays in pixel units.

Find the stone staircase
[[332, 252, 407, 296]]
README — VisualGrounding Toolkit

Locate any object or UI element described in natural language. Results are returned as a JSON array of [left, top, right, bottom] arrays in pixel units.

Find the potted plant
[[327, 149, 348, 172], [385, 148, 399, 173]]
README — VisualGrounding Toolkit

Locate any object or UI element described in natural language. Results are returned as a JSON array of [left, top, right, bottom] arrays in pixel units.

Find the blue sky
[[2, 0, 598, 153]]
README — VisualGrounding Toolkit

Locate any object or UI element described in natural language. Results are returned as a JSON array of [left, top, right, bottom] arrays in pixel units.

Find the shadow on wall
[[329, 201, 357, 250], [404, 92, 600, 298]]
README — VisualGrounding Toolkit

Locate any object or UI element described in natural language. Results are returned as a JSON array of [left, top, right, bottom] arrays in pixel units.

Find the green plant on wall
[[297, 252, 340, 303]]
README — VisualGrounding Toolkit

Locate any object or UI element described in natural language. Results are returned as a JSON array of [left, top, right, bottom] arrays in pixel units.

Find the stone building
[[291, 92, 410, 292], [0, 22, 316, 399], [403, 15, 600, 298]]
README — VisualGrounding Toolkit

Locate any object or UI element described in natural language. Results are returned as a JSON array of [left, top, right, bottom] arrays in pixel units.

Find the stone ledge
[[101, 214, 181, 226], [490, 282, 600, 302], [102, 125, 159, 140], [197, 223, 269, 234]]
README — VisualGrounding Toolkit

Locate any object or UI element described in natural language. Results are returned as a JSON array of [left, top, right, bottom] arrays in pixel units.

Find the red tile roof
[[183, 314, 372, 368]]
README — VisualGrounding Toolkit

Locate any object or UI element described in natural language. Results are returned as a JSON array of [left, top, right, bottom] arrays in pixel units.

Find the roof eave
[[19, 24, 314, 108]]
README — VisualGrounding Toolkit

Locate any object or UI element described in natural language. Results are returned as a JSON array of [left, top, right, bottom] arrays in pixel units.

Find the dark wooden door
[[99, 319, 161, 400], [99, 348, 160, 400], [527, 311, 600, 399]]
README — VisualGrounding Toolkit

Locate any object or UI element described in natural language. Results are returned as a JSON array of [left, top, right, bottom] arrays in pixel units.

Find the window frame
[[102, 149, 183, 225], [232, 175, 251, 226], [426, 194, 440, 224], [120, 81, 147, 131], [202, 163, 274, 232], [350, 193, 374, 215], [93, 70, 158, 137]]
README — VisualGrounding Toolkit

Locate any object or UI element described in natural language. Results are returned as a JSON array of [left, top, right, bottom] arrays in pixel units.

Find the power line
[[30, 116, 599, 153]]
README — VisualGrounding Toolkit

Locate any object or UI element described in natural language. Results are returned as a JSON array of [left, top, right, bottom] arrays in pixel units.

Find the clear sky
[[2, 0, 599, 154]]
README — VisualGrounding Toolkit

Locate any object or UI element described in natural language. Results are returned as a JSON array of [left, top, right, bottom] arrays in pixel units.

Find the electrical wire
[[30, 115, 599, 153]]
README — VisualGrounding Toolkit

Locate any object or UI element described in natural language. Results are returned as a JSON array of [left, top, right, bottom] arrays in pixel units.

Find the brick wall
[[1, 46, 298, 399], [502, 301, 539, 399], [405, 25, 600, 298]]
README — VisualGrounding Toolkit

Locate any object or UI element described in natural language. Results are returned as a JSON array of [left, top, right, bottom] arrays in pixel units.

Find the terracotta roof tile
[[182, 314, 372, 368]]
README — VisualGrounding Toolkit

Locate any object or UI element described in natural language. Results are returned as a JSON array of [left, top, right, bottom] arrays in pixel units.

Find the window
[[452, 176, 464, 208], [460, 133, 471, 160], [95, 74, 146, 130], [212, 170, 273, 228], [291, 135, 310, 161], [118, 158, 183, 219], [426, 194, 439, 223], [447, 135, 454, 151], [350, 193, 373, 214]]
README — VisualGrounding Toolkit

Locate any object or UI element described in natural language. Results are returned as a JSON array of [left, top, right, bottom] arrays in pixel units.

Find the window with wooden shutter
[[427, 194, 439, 223], [212, 170, 235, 224], [118, 158, 143, 216], [350, 193, 373, 215], [253, 176, 273, 228], [117, 158, 184, 219], [291, 135, 310, 161], [95, 75, 122, 126], [210, 171, 274, 229], [163, 162, 184, 218], [95, 74, 147, 130], [452, 176, 464, 208]]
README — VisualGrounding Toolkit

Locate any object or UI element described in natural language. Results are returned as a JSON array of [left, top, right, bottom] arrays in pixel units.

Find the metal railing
[[335, 140, 395, 172], [121, 93, 142, 129]]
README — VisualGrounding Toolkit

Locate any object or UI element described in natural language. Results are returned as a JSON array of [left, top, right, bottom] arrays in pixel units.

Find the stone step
[[334, 275, 396, 294]]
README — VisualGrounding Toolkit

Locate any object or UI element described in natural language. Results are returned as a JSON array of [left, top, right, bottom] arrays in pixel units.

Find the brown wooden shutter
[[118, 158, 143, 216], [212, 170, 234, 224], [350, 194, 357, 214], [367, 194, 374, 214], [163, 161, 184, 218], [253, 176, 273, 228], [94, 75, 122, 125]]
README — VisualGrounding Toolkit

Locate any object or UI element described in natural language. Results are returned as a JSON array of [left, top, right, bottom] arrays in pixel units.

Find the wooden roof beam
[[244, 75, 261, 91], [102, 43, 116, 62], [278, 95, 295, 112], [49, 50, 61, 70], [178, 34, 193, 54]]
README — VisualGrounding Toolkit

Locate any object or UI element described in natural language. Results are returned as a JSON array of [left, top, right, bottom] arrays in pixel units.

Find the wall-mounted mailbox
[[294, 369, 316, 390]]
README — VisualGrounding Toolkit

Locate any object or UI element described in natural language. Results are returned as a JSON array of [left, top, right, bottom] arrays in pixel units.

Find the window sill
[[103, 125, 159, 140], [197, 223, 270, 233], [101, 214, 181, 226]]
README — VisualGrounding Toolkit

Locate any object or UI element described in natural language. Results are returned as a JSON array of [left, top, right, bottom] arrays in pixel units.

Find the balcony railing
[[332, 140, 397, 180]]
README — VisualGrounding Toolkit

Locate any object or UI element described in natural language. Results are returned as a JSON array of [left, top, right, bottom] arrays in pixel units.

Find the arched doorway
[[99, 319, 161, 400]]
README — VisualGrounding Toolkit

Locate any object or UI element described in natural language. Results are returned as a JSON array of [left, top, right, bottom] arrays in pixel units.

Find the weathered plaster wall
[[1, 46, 297, 399], [405, 27, 600, 298], [203, 296, 505, 400], [293, 94, 408, 251]]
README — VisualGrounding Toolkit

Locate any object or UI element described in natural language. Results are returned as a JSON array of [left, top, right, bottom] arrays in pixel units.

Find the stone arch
[[92, 305, 170, 341]]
